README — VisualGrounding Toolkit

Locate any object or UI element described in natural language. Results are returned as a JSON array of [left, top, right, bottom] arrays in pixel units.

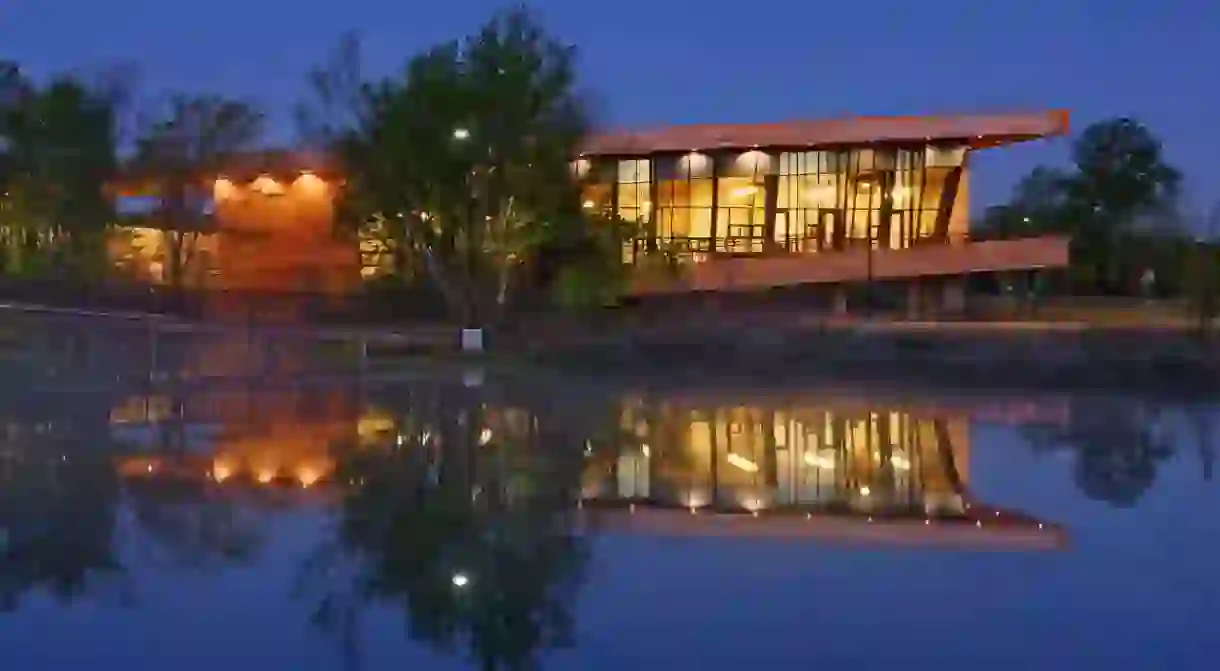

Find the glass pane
[[690, 179, 713, 208]]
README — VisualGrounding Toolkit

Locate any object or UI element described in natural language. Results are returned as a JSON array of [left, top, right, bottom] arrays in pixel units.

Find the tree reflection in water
[[299, 383, 591, 671], [0, 396, 129, 611], [0, 389, 267, 611], [1023, 400, 1175, 507]]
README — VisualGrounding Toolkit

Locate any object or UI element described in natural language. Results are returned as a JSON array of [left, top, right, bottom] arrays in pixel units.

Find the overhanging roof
[[110, 110, 1069, 190], [579, 110, 1070, 156]]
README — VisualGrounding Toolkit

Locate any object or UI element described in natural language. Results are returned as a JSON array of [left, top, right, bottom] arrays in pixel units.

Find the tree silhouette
[[1023, 400, 1175, 507], [298, 383, 590, 670]]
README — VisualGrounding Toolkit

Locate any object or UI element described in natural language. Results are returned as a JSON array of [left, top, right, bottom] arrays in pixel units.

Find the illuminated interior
[[578, 144, 969, 263]]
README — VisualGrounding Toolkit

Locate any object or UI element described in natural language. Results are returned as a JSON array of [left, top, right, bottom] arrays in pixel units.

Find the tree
[[1183, 201, 1220, 331], [1065, 118, 1181, 290], [0, 61, 127, 280], [975, 118, 1182, 293], [130, 94, 264, 290], [323, 8, 624, 326]]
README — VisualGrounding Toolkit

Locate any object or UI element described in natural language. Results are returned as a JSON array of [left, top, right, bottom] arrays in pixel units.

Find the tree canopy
[[976, 117, 1182, 292], [305, 8, 635, 324], [0, 61, 126, 279], [128, 94, 264, 288]]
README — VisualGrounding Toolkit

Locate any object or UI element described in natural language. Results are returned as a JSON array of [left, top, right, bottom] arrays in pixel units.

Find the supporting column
[[941, 277, 966, 314], [833, 285, 849, 315], [906, 281, 921, 320]]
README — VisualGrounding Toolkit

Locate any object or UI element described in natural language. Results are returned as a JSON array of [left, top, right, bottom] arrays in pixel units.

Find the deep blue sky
[[3, 0, 1217, 214]]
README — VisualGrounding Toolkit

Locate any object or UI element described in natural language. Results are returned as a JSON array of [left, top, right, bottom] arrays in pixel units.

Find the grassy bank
[[502, 323, 1220, 398]]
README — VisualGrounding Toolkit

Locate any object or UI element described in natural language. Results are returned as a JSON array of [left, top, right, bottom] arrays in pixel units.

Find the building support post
[[906, 281, 921, 320], [833, 285, 849, 315], [942, 276, 967, 315]]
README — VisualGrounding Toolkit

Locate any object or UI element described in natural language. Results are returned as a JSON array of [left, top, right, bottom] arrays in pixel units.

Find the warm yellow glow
[[478, 428, 493, 446], [213, 178, 238, 201], [293, 172, 327, 196], [298, 469, 320, 488], [679, 151, 711, 177], [212, 462, 232, 483], [571, 158, 591, 179], [257, 471, 274, 484], [859, 486, 872, 497], [726, 453, 759, 473], [803, 452, 835, 469], [582, 200, 595, 209], [641, 443, 650, 458], [357, 412, 395, 438], [730, 185, 758, 199], [890, 455, 911, 471], [736, 150, 771, 173], [250, 175, 285, 196]]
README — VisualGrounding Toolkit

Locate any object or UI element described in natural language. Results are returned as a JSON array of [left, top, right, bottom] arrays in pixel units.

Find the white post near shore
[[460, 327, 484, 353]]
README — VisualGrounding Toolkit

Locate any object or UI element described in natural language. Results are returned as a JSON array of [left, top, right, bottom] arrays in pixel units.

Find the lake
[[0, 372, 1217, 670]]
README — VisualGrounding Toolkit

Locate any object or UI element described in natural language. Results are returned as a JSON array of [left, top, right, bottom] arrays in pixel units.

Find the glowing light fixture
[[213, 177, 237, 201], [250, 175, 285, 196], [452, 573, 470, 587], [478, 428, 493, 446], [726, 453, 759, 473], [453, 127, 470, 140], [294, 172, 326, 195], [298, 469, 320, 488], [803, 452, 835, 469], [859, 485, 872, 497]]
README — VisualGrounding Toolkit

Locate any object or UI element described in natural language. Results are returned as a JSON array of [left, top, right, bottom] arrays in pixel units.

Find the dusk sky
[[3, 0, 1218, 217]]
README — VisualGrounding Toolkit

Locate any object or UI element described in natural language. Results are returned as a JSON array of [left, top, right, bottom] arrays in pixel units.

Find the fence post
[[147, 316, 159, 383]]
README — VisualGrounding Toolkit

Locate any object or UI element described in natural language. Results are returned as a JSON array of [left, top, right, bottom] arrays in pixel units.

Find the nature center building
[[110, 110, 1071, 309]]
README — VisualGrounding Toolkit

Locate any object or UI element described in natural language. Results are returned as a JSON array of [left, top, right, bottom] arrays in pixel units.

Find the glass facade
[[579, 143, 967, 263]]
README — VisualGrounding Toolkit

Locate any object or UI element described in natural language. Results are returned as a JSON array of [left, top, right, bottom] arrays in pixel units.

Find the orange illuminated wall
[[210, 173, 359, 295]]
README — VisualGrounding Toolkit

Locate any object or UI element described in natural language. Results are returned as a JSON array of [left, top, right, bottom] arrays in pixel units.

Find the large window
[[716, 151, 770, 253], [587, 142, 966, 261], [615, 159, 651, 225], [655, 153, 713, 253], [777, 145, 966, 252], [777, 151, 841, 252]]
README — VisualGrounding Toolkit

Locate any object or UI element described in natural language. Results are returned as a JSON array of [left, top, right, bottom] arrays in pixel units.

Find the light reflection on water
[[0, 375, 1217, 669]]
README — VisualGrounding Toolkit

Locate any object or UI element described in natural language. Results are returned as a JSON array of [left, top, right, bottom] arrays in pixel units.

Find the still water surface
[[1, 375, 1217, 669]]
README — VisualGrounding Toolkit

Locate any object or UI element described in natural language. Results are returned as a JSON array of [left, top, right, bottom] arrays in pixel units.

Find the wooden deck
[[629, 236, 1070, 294]]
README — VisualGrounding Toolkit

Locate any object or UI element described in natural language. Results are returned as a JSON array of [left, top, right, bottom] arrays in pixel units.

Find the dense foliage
[[299, 9, 648, 324], [0, 61, 124, 280]]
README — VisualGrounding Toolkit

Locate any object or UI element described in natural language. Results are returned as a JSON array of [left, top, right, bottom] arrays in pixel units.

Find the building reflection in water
[[2, 382, 1066, 667], [581, 395, 1063, 550], [105, 385, 1063, 550]]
